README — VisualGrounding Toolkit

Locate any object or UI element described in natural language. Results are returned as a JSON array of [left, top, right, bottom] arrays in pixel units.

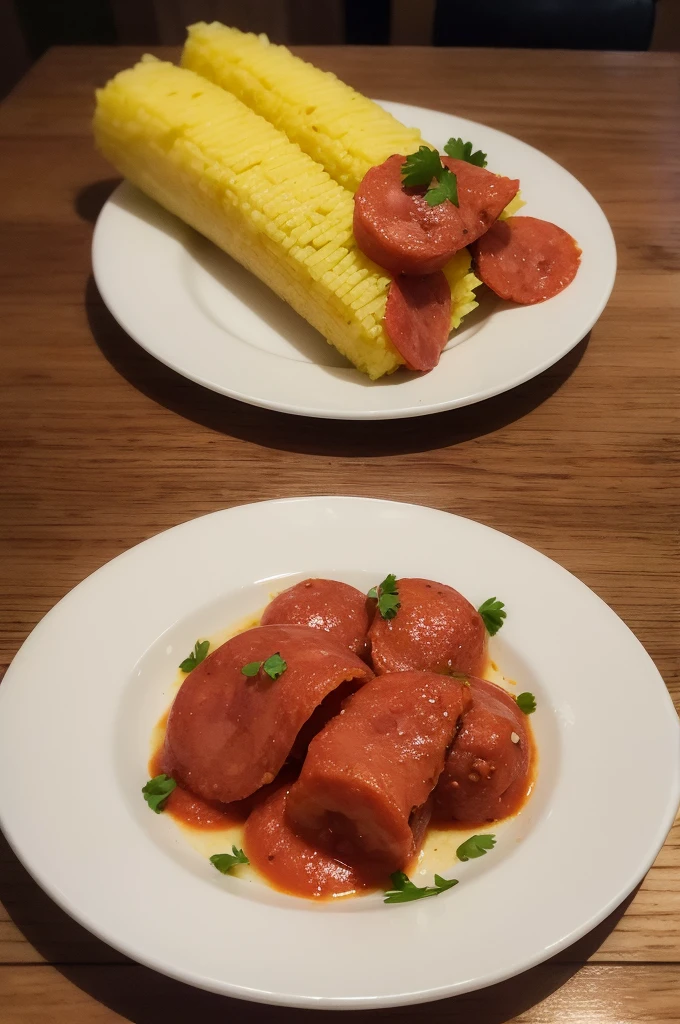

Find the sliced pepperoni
[[164, 624, 373, 804], [353, 153, 519, 276], [286, 671, 472, 873], [260, 578, 371, 659], [244, 784, 382, 899], [434, 677, 532, 824], [353, 154, 462, 276], [383, 272, 452, 372], [441, 157, 520, 246], [472, 215, 581, 304], [369, 578, 488, 677]]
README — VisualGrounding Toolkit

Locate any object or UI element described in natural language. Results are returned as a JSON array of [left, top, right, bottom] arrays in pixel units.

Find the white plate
[[92, 103, 616, 420], [0, 497, 676, 1010]]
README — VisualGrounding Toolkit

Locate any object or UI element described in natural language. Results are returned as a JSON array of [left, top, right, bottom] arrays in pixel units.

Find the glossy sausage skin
[[260, 578, 371, 658], [472, 216, 581, 304], [441, 157, 519, 249], [383, 271, 452, 372], [369, 577, 487, 676], [434, 677, 531, 823], [286, 671, 472, 872], [164, 624, 373, 804]]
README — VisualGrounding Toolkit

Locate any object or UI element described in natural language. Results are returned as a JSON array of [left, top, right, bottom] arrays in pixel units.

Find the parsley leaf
[[241, 653, 287, 680], [241, 661, 262, 677], [456, 834, 496, 861], [425, 167, 458, 207], [516, 692, 536, 715], [370, 574, 400, 620], [384, 870, 458, 903], [478, 597, 506, 636], [210, 846, 249, 874], [142, 774, 176, 813], [401, 145, 442, 188], [263, 653, 287, 680], [401, 147, 459, 207], [444, 137, 488, 167], [179, 639, 210, 673]]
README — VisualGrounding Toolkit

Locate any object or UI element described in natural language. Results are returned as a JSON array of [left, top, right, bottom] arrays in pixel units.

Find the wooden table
[[1, 44, 678, 1023]]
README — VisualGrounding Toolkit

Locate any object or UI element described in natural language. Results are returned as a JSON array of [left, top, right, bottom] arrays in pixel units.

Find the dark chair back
[[433, 0, 656, 50]]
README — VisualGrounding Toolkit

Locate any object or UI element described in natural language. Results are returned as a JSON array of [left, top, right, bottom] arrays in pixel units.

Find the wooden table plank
[[1, 964, 680, 1023], [1, 44, 679, 1022]]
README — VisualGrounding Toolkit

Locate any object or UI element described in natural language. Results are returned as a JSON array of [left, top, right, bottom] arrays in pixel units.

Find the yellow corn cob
[[94, 58, 401, 379], [444, 249, 482, 330], [94, 58, 479, 379], [499, 192, 526, 220], [182, 22, 426, 195]]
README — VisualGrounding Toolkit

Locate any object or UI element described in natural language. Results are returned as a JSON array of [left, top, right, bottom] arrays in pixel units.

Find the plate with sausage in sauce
[[0, 496, 676, 1010], [93, 93, 616, 419]]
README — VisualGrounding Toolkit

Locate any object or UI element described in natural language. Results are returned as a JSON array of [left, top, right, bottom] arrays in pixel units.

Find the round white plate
[[0, 497, 676, 1010], [92, 103, 616, 420]]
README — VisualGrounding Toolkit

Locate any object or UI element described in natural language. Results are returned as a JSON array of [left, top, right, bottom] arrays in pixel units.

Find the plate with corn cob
[[92, 23, 616, 419]]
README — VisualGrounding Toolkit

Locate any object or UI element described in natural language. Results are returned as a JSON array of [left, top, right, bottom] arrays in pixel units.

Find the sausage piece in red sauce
[[164, 624, 373, 804], [383, 271, 452, 372], [353, 153, 519, 276], [260, 578, 371, 658], [286, 671, 472, 873], [434, 677, 532, 823], [472, 216, 581, 305], [369, 578, 487, 677], [245, 784, 381, 899]]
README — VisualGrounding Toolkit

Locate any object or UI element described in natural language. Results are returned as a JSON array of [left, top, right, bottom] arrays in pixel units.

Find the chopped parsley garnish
[[142, 774, 176, 813], [368, 574, 401, 620], [516, 692, 537, 715], [478, 597, 506, 636], [401, 147, 459, 208], [210, 846, 249, 874], [241, 661, 262, 677], [401, 145, 442, 188], [241, 653, 287, 680], [425, 168, 458, 207], [456, 834, 496, 861], [444, 137, 488, 167], [179, 639, 210, 673], [384, 870, 458, 903]]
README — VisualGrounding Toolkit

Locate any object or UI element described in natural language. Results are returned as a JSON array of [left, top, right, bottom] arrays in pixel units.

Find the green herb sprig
[[384, 870, 458, 904], [478, 598, 506, 636], [179, 639, 210, 673], [400, 137, 487, 207], [456, 834, 496, 861], [210, 846, 249, 874], [368, 574, 401, 620], [444, 137, 488, 167], [241, 653, 288, 680], [400, 147, 459, 208], [142, 774, 176, 814], [516, 692, 536, 715]]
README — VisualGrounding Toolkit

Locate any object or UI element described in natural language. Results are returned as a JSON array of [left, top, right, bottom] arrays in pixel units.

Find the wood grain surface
[[0, 45, 679, 1023]]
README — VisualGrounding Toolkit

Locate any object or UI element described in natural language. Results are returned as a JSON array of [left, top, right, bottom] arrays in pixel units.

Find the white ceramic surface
[[92, 103, 616, 420], [0, 497, 677, 1009]]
